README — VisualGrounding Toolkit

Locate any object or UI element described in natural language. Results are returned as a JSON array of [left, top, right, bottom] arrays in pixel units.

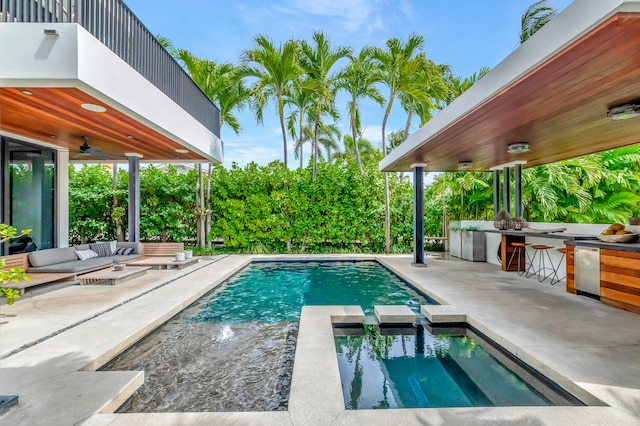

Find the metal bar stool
[[526, 245, 556, 282], [550, 247, 566, 285], [506, 242, 532, 276]]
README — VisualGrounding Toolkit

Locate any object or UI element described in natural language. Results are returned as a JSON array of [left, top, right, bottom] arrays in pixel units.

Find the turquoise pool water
[[105, 261, 432, 412], [335, 325, 576, 409], [191, 261, 433, 323]]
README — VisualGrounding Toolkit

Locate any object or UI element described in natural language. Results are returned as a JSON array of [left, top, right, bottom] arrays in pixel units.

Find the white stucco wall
[[0, 23, 222, 163]]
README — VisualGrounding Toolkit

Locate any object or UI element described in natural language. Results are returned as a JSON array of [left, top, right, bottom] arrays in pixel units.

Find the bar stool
[[550, 247, 566, 285], [506, 242, 532, 276], [527, 245, 556, 282]]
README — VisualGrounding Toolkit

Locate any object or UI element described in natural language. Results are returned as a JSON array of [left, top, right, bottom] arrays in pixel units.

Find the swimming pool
[[335, 324, 579, 409], [103, 261, 432, 412]]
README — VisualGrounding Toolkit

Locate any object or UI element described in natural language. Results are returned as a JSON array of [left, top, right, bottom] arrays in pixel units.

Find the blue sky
[[124, 0, 573, 168]]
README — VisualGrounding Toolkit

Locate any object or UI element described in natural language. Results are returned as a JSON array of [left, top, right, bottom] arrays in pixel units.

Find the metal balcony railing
[[1, 0, 221, 137]]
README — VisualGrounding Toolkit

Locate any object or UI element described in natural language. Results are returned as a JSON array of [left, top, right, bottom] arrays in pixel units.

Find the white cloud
[[278, 0, 383, 33], [361, 125, 383, 144], [224, 145, 284, 168]]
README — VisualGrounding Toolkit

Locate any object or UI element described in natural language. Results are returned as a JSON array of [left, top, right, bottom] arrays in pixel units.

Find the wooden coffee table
[[126, 257, 199, 270], [79, 266, 150, 285]]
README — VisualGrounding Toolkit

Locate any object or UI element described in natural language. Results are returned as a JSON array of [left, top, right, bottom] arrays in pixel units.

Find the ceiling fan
[[72, 136, 122, 160]]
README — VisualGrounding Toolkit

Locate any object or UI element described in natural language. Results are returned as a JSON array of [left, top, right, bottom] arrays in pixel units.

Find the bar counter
[[485, 229, 640, 314], [484, 229, 596, 272]]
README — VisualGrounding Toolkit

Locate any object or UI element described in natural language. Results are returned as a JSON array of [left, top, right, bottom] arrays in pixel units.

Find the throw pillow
[[114, 247, 134, 256], [76, 249, 98, 261], [89, 242, 113, 257], [98, 240, 117, 254]]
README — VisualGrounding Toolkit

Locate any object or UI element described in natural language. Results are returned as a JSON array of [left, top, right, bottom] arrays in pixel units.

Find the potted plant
[[175, 252, 186, 262]]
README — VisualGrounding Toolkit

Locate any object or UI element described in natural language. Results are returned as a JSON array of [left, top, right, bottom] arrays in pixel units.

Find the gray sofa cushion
[[116, 242, 143, 255], [28, 247, 79, 267], [28, 256, 114, 273], [75, 244, 91, 251]]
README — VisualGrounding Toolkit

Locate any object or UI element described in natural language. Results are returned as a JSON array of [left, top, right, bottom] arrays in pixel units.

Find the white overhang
[[0, 23, 222, 163]]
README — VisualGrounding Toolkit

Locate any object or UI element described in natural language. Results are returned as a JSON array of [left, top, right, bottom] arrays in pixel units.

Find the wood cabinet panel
[[599, 248, 640, 313], [566, 245, 576, 294]]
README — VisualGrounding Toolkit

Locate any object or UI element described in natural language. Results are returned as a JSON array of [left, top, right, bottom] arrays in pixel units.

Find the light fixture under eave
[[43, 28, 60, 36], [507, 142, 530, 154], [608, 103, 640, 121], [175, 149, 189, 154], [81, 103, 107, 113], [21, 90, 33, 96], [458, 161, 473, 170]]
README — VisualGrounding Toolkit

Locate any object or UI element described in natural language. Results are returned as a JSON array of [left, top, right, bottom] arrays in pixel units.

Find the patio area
[[1, 254, 639, 425]]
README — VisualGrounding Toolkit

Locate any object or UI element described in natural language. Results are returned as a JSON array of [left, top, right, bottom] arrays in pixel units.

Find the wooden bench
[[142, 243, 185, 257], [1, 253, 78, 296]]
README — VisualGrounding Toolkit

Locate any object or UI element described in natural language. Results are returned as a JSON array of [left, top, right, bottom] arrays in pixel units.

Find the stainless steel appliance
[[574, 246, 600, 296]]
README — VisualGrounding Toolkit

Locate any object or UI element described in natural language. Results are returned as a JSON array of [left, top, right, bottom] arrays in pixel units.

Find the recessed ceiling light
[[127, 135, 134, 139], [22, 90, 33, 96], [81, 103, 107, 113], [507, 142, 530, 154], [458, 161, 473, 170], [175, 149, 189, 154], [608, 103, 640, 121]]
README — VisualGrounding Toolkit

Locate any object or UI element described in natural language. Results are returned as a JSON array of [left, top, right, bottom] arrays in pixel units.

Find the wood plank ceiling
[[0, 87, 203, 161], [390, 13, 640, 172]]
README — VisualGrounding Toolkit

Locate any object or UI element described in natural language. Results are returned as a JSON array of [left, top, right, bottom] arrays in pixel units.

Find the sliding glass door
[[1, 137, 56, 254]]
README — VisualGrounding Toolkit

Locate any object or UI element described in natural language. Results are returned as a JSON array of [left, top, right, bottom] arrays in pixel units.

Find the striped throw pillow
[[76, 249, 98, 261], [114, 247, 134, 256], [89, 242, 113, 257]]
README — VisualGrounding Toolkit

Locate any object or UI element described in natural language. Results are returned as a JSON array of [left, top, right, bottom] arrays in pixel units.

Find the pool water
[[103, 261, 432, 412], [335, 325, 576, 409]]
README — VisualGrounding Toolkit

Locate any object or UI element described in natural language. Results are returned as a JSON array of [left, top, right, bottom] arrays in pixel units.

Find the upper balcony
[[1, 0, 220, 138]]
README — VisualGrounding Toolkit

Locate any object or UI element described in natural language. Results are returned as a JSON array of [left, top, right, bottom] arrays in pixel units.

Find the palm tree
[[519, 0, 558, 44], [177, 50, 248, 134], [336, 47, 384, 170], [316, 122, 341, 161], [299, 31, 351, 180], [372, 33, 430, 252], [331, 134, 378, 165], [240, 35, 303, 169], [285, 79, 316, 169], [442, 67, 491, 108]]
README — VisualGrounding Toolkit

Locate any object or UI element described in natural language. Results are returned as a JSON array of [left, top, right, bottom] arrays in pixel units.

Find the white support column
[[56, 150, 69, 247], [127, 153, 142, 242]]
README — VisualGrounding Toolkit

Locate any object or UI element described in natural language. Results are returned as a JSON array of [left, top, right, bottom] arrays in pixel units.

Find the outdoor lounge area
[[1, 254, 639, 425]]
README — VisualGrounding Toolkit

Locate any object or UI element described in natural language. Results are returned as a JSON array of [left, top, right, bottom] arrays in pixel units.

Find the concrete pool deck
[[0, 254, 639, 425]]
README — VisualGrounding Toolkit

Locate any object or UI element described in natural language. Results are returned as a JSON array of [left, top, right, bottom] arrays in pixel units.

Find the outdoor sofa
[[26, 242, 143, 274]]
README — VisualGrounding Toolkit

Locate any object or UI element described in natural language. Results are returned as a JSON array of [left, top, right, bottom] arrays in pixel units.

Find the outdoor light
[[43, 28, 59, 36], [21, 90, 33, 96], [175, 149, 189, 154], [458, 161, 473, 170], [607, 103, 640, 121], [507, 142, 530, 154], [81, 103, 107, 113]]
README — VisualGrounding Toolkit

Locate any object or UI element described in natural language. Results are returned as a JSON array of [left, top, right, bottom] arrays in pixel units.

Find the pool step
[[374, 305, 416, 324]]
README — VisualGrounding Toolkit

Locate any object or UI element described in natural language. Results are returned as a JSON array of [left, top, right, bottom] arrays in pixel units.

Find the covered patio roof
[[380, 0, 640, 173]]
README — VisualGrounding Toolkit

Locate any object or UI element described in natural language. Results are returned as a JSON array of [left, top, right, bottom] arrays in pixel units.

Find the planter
[[184, 250, 193, 259], [449, 230, 462, 258], [175, 252, 185, 262], [461, 231, 485, 262]]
